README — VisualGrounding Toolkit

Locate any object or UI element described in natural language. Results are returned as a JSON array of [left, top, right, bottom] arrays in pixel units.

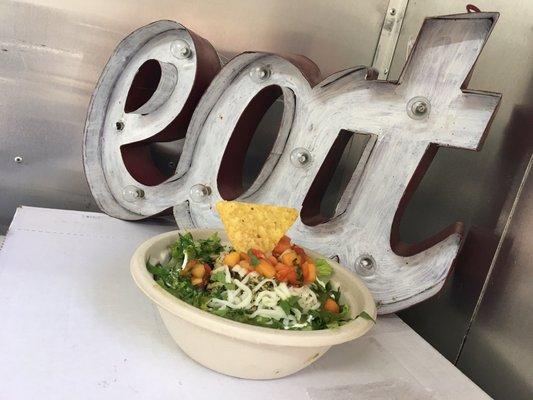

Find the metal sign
[[84, 13, 501, 313]]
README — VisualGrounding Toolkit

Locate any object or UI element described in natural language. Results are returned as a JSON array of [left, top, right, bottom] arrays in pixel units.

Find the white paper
[[0, 207, 489, 399]]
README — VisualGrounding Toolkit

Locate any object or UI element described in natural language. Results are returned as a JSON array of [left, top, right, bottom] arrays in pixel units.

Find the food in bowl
[[147, 232, 374, 331], [131, 201, 376, 379]]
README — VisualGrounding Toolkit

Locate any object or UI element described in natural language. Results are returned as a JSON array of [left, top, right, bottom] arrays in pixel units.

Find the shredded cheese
[[180, 251, 188, 270], [207, 251, 323, 329]]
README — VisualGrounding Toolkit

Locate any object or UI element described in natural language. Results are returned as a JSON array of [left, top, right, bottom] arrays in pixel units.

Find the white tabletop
[[0, 206, 488, 400]]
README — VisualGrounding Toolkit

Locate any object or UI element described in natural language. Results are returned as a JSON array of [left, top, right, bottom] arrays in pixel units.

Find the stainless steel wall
[[457, 158, 533, 400], [1, 1, 532, 398]]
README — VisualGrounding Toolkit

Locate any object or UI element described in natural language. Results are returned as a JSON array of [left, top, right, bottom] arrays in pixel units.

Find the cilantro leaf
[[146, 262, 170, 279], [279, 296, 300, 314], [168, 232, 224, 267], [247, 250, 260, 267], [279, 299, 291, 314]]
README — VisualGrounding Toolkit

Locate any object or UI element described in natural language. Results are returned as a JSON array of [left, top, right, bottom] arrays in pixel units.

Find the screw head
[[249, 65, 271, 83], [122, 185, 144, 202], [407, 96, 431, 120], [189, 184, 211, 203], [115, 121, 125, 131], [290, 148, 312, 167], [413, 101, 427, 114], [389, 8, 397, 15], [171, 40, 192, 59], [355, 254, 376, 277], [13, 156, 23, 163]]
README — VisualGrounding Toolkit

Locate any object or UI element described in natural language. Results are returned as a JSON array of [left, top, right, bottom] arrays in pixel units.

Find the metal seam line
[[454, 153, 533, 364], [371, 0, 410, 80]]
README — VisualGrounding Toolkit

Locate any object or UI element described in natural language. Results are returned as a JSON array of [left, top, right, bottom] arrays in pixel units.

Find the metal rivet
[[389, 8, 397, 15], [122, 185, 144, 202], [407, 96, 431, 120], [189, 184, 211, 203], [13, 156, 23, 164], [355, 254, 376, 277], [116, 121, 125, 131], [171, 40, 192, 59], [249, 65, 271, 83], [290, 148, 312, 167], [383, 68, 389, 75]]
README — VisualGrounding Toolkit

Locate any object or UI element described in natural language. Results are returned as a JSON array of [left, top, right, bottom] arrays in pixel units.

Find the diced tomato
[[201, 263, 212, 286], [267, 255, 278, 265], [274, 263, 286, 272], [292, 244, 307, 259], [275, 263, 299, 286], [273, 235, 292, 257], [203, 263, 212, 275], [250, 248, 266, 259], [280, 250, 300, 267]]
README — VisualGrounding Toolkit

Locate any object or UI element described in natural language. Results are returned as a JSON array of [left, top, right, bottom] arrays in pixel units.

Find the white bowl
[[130, 229, 376, 379]]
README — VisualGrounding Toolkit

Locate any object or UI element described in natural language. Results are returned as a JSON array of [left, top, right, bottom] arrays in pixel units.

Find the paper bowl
[[130, 229, 376, 379]]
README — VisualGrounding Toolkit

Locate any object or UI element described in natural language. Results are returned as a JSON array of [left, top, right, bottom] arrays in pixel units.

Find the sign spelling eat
[[84, 12, 501, 313]]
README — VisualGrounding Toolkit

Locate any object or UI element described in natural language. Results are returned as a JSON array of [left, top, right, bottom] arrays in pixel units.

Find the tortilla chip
[[216, 201, 298, 253]]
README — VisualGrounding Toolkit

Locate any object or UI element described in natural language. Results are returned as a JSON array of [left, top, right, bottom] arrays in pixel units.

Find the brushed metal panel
[[457, 159, 533, 400], [0, 0, 389, 233], [389, 0, 533, 396], [398, 226, 500, 361]]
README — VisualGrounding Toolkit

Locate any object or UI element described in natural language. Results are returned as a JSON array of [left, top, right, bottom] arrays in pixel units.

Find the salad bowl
[[130, 229, 376, 379]]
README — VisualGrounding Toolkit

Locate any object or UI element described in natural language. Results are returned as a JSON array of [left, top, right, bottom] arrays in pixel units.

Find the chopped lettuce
[[169, 232, 225, 267], [315, 259, 333, 281], [146, 235, 359, 331], [210, 271, 236, 290], [278, 296, 299, 314], [210, 272, 226, 283]]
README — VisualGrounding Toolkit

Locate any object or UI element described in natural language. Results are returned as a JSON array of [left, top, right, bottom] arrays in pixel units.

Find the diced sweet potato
[[301, 261, 316, 284], [255, 260, 276, 278], [324, 298, 340, 314], [223, 251, 240, 267]]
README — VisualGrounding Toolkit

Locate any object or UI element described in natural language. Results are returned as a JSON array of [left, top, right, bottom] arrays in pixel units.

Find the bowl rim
[[130, 229, 377, 347]]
